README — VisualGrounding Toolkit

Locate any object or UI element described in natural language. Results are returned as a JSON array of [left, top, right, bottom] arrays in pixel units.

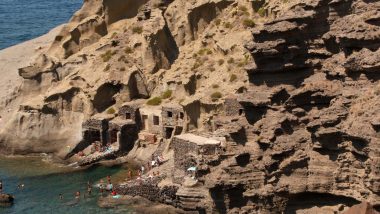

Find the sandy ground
[[0, 25, 63, 120]]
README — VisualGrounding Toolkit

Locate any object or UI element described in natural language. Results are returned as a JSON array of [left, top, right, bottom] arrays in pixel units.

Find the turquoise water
[[0, 156, 131, 213], [0, 0, 82, 50]]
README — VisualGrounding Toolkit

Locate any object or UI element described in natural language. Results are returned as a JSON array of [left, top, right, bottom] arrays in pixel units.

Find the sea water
[[0, 156, 132, 213], [0, 0, 82, 50]]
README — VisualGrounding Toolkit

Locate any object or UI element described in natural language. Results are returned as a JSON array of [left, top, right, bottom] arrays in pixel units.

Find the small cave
[[280, 119, 296, 135], [235, 153, 250, 167], [93, 83, 122, 113], [226, 185, 248, 209], [312, 130, 343, 150], [271, 88, 290, 105], [240, 104, 267, 125], [287, 90, 334, 108], [252, 0, 265, 12], [210, 186, 227, 214], [230, 127, 248, 146], [184, 74, 197, 95], [183, 100, 201, 130], [284, 192, 360, 214], [248, 69, 313, 87], [128, 71, 149, 99]]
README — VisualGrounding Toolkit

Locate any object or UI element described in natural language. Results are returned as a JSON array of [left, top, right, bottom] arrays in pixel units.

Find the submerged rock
[[0, 194, 14, 207]]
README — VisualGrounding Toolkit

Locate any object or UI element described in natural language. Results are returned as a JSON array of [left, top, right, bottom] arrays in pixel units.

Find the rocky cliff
[[0, 0, 379, 213]]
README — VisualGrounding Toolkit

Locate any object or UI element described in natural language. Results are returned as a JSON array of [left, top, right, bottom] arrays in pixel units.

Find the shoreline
[[0, 25, 63, 116]]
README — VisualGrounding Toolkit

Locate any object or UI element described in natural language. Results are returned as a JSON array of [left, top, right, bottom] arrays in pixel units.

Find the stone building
[[118, 101, 142, 125], [161, 104, 185, 139], [108, 118, 138, 152], [138, 106, 162, 143], [82, 116, 113, 146], [172, 133, 222, 184]]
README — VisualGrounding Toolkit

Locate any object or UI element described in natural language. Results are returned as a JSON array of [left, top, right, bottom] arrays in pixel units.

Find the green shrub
[[101, 50, 116, 62], [212, 84, 219, 89], [104, 64, 111, 71], [218, 59, 225, 65], [211, 92, 222, 101], [227, 57, 235, 64], [230, 74, 237, 82], [198, 48, 212, 56], [215, 19, 221, 26], [224, 22, 232, 28], [192, 62, 202, 70], [161, 90, 172, 99], [147, 97, 162, 106], [132, 26, 143, 34], [243, 19, 256, 28], [107, 107, 116, 114], [239, 5, 248, 12], [258, 8, 266, 17], [125, 46, 133, 54]]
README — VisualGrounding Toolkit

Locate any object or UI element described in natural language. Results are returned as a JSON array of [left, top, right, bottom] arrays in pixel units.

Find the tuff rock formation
[[0, 0, 379, 213]]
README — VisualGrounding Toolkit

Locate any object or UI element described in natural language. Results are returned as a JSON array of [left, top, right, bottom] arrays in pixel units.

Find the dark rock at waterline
[[98, 195, 189, 214], [0, 194, 14, 206]]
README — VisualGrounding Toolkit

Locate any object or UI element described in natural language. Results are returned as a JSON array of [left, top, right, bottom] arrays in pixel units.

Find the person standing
[[75, 191, 81, 200], [87, 181, 92, 196], [127, 170, 132, 179], [0, 180, 3, 193], [141, 165, 145, 175]]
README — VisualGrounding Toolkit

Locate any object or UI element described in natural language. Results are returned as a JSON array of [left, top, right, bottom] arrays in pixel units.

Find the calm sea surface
[[0, 0, 82, 50], [0, 156, 133, 213]]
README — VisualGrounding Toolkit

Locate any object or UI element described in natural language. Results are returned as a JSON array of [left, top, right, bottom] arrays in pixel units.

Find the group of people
[[59, 175, 116, 204], [151, 154, 164, 168], [90, 142, 113, 154], [77, 142, 114, 157]]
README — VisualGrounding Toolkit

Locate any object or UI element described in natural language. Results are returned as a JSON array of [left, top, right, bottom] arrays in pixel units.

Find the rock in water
[[0, 194, 14, 206]]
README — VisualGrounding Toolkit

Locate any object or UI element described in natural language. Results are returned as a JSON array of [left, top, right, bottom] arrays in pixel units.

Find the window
[[167, 111, 173, 118], [153, 115, 160, 125], [126, 112, 131, 119], [179, 112, 184, 119]]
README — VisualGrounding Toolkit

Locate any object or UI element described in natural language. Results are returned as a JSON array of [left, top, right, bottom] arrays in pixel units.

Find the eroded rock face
[[0, 0, 379, 213]]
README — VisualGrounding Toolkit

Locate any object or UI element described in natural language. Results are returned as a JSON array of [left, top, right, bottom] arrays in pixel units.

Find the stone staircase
[[153, 138, 166, 157], [176, 186, 210, 212]]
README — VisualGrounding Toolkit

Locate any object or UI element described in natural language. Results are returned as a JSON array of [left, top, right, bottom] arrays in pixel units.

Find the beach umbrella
[[187, 166, 197, 171]]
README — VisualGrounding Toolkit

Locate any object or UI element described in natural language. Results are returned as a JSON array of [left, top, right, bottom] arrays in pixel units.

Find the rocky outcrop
[[0, 194, 14, 207], [0, 0, 379, 213]]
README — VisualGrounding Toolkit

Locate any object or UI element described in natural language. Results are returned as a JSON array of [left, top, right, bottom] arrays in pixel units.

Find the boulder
[[0, 194, 14, 206]]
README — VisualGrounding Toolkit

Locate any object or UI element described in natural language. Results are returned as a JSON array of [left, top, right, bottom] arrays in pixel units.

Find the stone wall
[[118, 103, 141, 125], [115, 176, 179, 206], [162, 105, 184, 127], [139, 107, 162, 135], [82, 118, 109, 130], [224, 97, 243, 117]]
